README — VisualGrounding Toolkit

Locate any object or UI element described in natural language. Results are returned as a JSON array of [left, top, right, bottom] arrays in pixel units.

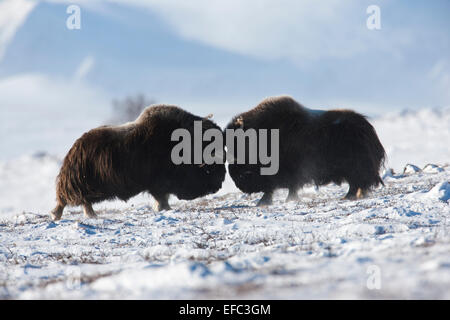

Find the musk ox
[[51, 105, 226, 220], [225, 96, 385, 205]]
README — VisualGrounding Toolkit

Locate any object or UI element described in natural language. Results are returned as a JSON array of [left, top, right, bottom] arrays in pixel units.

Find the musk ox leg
[[257, 191, 273, 206], [344, 185, 366, 200], [51, 202, 65, 221], [356, 188, 367, 199], [153, 194, 171, 212], [286, 188, 299, 202], [82, 203, 98, 218]]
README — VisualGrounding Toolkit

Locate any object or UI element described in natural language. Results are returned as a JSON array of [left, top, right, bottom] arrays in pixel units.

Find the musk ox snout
[[51, 105, 226, 220], [226, 96, 386, 206]]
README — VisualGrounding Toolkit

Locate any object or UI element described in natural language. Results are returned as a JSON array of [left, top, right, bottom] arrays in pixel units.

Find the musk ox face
[[226, 96, 386, 206], [173, 161, 225, 200], [51, 105, 226, 220]]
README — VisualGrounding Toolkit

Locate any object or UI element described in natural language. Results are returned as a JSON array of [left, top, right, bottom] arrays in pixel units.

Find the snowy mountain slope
[[0, 166, 449, 299], [372, 107, 450, 172]]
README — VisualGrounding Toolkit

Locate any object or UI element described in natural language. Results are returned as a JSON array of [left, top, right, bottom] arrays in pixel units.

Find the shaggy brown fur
[[51, 105, 226, 220], [225, 96, 386, 205]]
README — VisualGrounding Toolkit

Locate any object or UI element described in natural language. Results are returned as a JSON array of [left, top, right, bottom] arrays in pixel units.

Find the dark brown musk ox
[[225, 96, 386, 206], [51, 105, 226, 220]]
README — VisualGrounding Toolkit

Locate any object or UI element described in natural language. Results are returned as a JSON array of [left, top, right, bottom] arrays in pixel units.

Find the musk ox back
[[226, 96, 385, 205], [51, 105, 226, 220]]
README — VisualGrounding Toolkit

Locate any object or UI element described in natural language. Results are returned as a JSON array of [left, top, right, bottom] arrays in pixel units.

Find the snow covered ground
[[0, 166, 449, 299], [0, 107, 449, 299]]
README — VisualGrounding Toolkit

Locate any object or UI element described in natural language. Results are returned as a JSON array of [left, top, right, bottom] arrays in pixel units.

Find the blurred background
[[0, 0, 449, 214]]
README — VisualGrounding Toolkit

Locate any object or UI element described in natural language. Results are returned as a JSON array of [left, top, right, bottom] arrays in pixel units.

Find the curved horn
[[235, 116, 244, 127]]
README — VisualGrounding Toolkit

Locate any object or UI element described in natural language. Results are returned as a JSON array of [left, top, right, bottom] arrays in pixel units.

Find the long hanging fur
[[225, 96, 386, 205], [52, 105, 226, 220]]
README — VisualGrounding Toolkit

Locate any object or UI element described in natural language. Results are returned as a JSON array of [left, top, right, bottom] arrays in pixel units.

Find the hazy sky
[[0, 0, 449, 158], [2, 0, 450, 111]]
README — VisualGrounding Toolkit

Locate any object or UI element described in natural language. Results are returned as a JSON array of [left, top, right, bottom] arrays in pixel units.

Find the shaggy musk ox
[[226, 96, 385, 205], [51, 105, 226, 220]]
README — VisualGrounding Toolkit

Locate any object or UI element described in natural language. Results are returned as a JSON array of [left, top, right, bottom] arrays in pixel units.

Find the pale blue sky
[[1, 0, 449, 115]]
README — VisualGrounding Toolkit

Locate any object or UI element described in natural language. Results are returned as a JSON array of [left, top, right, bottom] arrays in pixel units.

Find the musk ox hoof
[[153, 202, 172, 212], [153, 195, 171, 212], [50, 205, 64, 221], [343, 188, 366, 200], [83, 203, 98, 219], [286, 189, 299, 202], [257, 192, 273, 206]]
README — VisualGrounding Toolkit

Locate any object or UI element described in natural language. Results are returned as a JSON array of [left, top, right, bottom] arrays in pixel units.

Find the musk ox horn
[[235, 116, 244, 127], [51, 104, 226, 221]]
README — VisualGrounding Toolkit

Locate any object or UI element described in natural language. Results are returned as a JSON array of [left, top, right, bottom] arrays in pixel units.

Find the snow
[[403, 164, 421, 175], [0, 165, 449, 299], [424, 181, 450, 202], [0, 107, 450, 299], [372, 107, 450, 172]]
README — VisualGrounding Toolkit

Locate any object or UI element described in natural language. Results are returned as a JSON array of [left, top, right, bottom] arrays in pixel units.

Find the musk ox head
[[169, 113, 227, 200]]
